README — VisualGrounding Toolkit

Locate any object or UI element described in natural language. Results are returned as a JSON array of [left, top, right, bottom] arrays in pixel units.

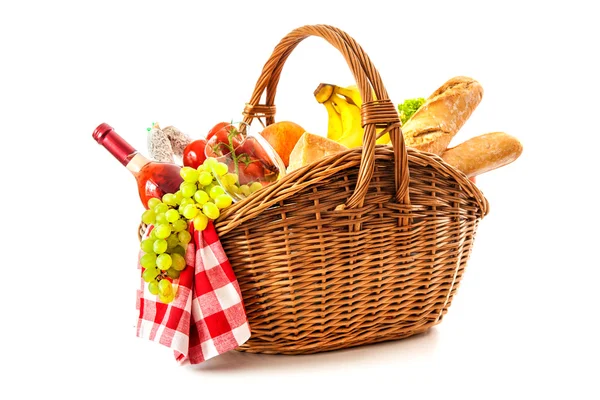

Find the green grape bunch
[[138, 158, 236, 304]]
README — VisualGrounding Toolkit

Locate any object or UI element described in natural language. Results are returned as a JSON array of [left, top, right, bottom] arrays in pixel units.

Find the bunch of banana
[[313, 83, 390, 147]]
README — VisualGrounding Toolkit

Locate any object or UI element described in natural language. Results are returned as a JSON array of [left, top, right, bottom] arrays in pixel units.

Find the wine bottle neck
[[92, 123, 148, 168]]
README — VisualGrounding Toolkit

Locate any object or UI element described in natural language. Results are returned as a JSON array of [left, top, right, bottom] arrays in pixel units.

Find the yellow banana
[[314, 83, 391, 147], [314, 83, 335, 104], [315, 83, 364, 148], [340, 85, 392, 145], [323, 99, 343, 141], [331, 92, 363, 148], [314, 83, 343, 141], [335, 84, 363, 108], [337, 85, 391, 145]]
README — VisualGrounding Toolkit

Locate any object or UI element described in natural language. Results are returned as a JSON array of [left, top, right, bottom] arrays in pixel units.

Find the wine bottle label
[[126, 153, 148, 174]]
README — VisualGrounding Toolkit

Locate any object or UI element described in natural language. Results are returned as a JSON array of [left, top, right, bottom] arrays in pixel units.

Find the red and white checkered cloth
[[136, 222, 251, 365]]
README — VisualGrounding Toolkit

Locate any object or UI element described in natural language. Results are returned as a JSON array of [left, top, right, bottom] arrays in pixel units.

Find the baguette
[[441, 132, 523, 177], [402, 76, 483, 155]]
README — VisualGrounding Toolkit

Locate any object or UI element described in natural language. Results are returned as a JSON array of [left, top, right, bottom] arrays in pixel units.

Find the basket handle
[[241, 24, 410, 209]]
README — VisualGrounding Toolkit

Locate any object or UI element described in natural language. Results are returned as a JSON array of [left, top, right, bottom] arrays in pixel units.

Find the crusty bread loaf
[[441, 132, 523, 177], [287, 132, 348, 172], [402, 76, 483, 155]]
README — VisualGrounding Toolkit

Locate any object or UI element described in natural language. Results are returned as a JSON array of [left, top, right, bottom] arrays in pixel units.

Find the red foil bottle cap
[[92, 122, 136, 166]]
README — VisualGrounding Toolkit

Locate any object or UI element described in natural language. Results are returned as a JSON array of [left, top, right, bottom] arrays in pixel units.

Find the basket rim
[[213, 144, 489, 236]]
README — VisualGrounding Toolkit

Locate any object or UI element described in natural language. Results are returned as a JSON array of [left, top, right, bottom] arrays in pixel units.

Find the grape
[[183, 204, 199, 219], [139, 155, 242, 303], [171, 245, 186, 257], [209, 185, 225, 200], [171, 253, 186, 271], [198, 171, 213, 187], [148, 280, 160, 295], [155, 212, 167, 225], [203, 202, 220, 220], [180, 166, 194, 178], [141, 209, 156, 225], [140, 253, 157, 268], [142, 266, 160, 282], [178, 230, 192, 245], [154, 223, 171, 239], [239, 185, 250, 196], [180, 182, 197, 198], [167, 234, 180, 249], [156, 253, 172, 270], [159, 292, 175, 304], [140, 238, 155, 253], [179, 198, 194, 210], [223, 173, 238, 186], [172, 219, 188, 232], [193, 213, 208, 231], [166, 268, 181, 279], [158, 279, 173, 296], [228, 185, 239, 195], [193, 189, 209, 205], [165, 209, 180, 223], [181, 167, 200, 183], [214, 193, 233, 209], [154, 203, 169, 215], [204, 157, 218, 169], [213, 162, 229, 177], [153, 239, 168, 254], [204, 183, 216, 194], [162, 193, 176, 206], [147, 198, 162, 210], [250, 182, 263, 193], [173, 191, 183, 205]]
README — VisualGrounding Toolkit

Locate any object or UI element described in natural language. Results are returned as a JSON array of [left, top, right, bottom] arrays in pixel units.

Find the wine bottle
[[92, 122, 183, 209]]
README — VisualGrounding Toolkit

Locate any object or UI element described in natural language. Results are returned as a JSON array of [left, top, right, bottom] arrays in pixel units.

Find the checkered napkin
[[136, 222, 251, 365]]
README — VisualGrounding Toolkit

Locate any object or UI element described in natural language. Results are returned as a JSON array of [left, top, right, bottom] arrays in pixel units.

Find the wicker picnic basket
[[147, 24, 490, 355]]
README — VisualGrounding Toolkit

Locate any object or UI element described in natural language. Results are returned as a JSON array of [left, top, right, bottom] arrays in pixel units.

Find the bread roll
[[402, 76, 483, 155], [441, 132, 523, 177], [287, 132, 348, 172]]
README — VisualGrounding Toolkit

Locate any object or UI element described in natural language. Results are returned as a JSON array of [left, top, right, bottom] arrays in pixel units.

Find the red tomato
[[205, 123, 244, 158], [207, 122, 243, 148], [206, 122, 230, 141], [236, 137, 260, 158], [205, 135, 232, 158], [214, 125, 233, 144], [236, 137, 273, 169], [238, 159, 265, 184], [182, 139, 207, 168]]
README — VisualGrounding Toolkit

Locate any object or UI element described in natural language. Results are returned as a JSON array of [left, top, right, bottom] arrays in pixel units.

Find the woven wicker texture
[[210, 25, 489, 354]]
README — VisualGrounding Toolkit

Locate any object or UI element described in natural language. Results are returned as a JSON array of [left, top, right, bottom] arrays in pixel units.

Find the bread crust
[[402, 76, 484, 155], [287, 132, 348, 172], [441, 132, 523, 177]]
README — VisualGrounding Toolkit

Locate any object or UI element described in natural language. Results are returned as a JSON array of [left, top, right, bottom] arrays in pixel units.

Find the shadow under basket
[[140, 24, 489, 355]]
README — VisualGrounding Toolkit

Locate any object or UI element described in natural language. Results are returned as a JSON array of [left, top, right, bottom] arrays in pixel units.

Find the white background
[[2, 1, 598, 399]]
